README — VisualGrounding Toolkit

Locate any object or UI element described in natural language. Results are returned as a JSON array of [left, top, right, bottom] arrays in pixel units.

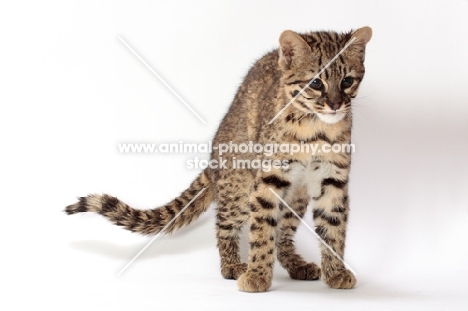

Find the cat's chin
[[316, 112, 346, 124]]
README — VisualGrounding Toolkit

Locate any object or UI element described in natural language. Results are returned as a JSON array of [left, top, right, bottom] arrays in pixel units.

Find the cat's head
[[278, 27, 372, 124]]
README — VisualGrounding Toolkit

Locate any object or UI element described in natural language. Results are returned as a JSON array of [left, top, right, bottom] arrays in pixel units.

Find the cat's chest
[[284, 160, 334, 196]]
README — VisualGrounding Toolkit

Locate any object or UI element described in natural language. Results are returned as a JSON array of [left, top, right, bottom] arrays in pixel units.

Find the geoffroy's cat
[[66, 27, 372, 292]]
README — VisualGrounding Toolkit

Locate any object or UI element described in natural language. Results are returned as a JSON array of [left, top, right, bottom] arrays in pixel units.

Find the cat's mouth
[[292, 101, 347, 124], [316, 111, 346, 124], [320, 111, 342, 115]]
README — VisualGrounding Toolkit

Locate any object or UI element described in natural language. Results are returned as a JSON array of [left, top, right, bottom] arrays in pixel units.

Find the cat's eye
[[309, 79, 323, 90], [341, 77, 354, 89]]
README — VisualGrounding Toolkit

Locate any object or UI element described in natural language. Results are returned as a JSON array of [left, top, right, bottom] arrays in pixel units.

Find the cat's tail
[[64, 170, 213, 235]]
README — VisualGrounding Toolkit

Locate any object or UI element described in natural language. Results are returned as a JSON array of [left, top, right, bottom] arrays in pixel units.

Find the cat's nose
[[326, 101, 342, 111]]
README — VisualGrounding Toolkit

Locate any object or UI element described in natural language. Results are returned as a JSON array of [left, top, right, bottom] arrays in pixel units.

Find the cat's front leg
[[309, 161, 356, 289], [236, 169, 291, 292]]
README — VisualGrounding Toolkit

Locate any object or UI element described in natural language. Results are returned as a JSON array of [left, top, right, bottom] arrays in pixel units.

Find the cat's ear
[[278, 30, 312, 70], [349, 26, 372, 47]]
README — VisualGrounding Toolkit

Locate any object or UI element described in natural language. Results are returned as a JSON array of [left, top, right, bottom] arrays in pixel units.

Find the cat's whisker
[[352, 99, 376, 111], [350, 110, 371, 133]]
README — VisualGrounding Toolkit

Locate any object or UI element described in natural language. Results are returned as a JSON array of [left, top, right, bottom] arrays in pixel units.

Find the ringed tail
[[64, 170, 213, 235]]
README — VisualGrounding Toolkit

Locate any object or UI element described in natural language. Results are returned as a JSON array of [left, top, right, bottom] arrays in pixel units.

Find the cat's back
[[214, 50, 282, 144]]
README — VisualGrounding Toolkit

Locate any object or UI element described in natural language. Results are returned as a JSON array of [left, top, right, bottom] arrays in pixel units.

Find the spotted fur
[[65, 27, 372, 292]]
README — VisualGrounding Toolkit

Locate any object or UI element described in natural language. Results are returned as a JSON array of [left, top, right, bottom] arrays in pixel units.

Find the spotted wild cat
[[65, 27, 372, 292]]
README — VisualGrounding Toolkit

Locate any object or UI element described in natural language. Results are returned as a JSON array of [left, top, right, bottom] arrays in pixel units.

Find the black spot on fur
[[342, 195, 349, 205], [315, 225, 327, 237], [101, 196, 119, 214], [250, 223, 261, 231], [262, 175, 291, 188], [174, 198, 184, 208], [250, 240, 267, 248], [331, 206, 346, 213], [313, 208, 324, 219], [218, 223, 233, 231], [321, 214, 341, 226], [76, 197, 88, 213], [256, 197, 275, 210], [266, 217, 277, 227], [322, 178, 347, 189], [166, 206, 177, 217]]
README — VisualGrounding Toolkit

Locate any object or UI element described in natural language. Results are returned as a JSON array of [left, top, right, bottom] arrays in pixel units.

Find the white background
[[1, 0, 467, 310]]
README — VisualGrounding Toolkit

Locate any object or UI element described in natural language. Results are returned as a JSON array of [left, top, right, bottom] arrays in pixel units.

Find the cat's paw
[[237, 271, 272, 292], [323, 269, 356, 289], [288, 262, 321, 280], [221, 263, 248, 280]]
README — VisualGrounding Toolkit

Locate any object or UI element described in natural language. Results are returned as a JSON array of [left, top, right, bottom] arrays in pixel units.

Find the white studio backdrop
[[0, 1, 467, 310]]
